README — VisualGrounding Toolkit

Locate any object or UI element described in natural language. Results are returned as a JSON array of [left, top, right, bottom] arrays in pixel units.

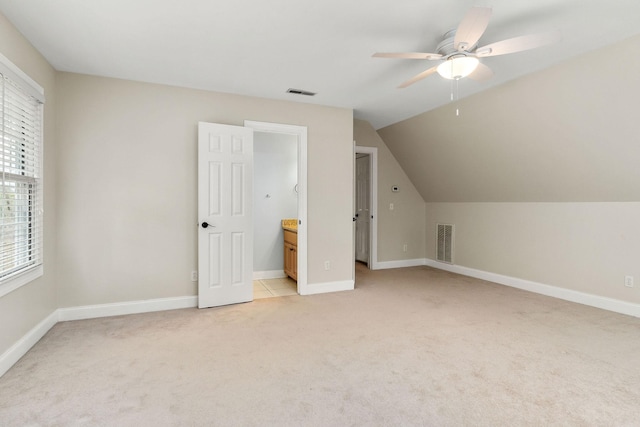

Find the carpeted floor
[[1, 265, 640, 426]]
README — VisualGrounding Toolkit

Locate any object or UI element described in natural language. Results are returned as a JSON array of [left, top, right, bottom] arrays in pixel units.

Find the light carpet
[[1, 265, 640, 426]]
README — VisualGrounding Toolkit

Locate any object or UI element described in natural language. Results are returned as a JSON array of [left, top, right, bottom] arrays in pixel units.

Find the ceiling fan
[[373, 6, 561, 88]]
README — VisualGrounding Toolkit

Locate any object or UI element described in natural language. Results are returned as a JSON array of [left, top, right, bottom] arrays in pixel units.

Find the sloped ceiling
[[377, 34, 640, 202], [0, 0, 640, 129]]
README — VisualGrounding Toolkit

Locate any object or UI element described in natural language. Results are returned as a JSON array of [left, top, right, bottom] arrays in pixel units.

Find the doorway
[[355, 153, 370, 266], [252, 131, 298, 299], [353, 146, 378, 281], [245, 121, 308, 297]]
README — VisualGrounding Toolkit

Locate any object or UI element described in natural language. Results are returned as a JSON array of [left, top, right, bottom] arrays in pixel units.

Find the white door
[[355, 154, 370, 264], [198, 122, 253, 308]]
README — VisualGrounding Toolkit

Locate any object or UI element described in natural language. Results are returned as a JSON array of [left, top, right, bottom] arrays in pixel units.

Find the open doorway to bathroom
[[251, 130, 299, 299]]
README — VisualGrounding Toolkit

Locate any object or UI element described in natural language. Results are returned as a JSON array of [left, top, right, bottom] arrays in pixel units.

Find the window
[[0, 53, 44, 297]]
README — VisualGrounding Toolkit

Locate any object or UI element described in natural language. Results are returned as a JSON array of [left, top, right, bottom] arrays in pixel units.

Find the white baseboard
[[424, 259, 640, 318], [1, 296, 198, 378], [57, 296, 198, 322], [6, 259, 637, 380], [302, 280, 354, 296], [253, 270, 286, 280], [0, 310, 58, 378], [375, 258, 427, 270]]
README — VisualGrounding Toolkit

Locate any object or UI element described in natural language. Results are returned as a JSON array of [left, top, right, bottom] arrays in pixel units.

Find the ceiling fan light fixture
[[437, 56, 479, 79]]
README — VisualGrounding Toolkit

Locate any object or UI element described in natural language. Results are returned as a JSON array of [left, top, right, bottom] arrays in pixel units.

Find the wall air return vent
[[436, 223, 454, 264]]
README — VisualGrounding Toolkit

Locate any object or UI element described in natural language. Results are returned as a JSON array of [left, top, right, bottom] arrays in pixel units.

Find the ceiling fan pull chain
[[456, 78, 459, 116], [452, 77, 460, 117], [450, 77, 454, 102]]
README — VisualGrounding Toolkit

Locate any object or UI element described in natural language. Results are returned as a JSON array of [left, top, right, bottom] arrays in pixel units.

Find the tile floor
[[253, 277, 298, 299]]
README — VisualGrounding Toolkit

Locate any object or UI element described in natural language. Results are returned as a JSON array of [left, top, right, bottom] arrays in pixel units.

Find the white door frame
[[245, 120, 308, 295], [354, 145, 378, 271]]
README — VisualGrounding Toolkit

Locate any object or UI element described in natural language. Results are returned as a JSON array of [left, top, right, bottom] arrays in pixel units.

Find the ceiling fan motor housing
[[437, 29, 477, 59]]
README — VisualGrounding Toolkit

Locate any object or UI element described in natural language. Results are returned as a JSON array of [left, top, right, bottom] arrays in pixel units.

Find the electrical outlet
[[403, 244, 408, 252], [191, 270, 198, 282], [624, 275, 634, 288], [324, 261, 330, 271]]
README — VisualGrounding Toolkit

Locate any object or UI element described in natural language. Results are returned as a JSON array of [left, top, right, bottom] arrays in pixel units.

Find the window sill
[[0, 265, 44, 298]]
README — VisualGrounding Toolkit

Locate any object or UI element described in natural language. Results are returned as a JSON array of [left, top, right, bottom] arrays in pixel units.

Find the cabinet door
[[291, 245, 297, 280], [284, 242, 294, 278], [283, 242, 290, 277]]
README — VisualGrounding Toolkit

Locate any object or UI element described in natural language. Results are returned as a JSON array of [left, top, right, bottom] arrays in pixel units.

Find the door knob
[[202, 222, 210, 229]]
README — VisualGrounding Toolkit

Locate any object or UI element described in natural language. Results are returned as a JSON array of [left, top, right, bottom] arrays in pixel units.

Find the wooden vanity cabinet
[[283, 229, 297, 281]]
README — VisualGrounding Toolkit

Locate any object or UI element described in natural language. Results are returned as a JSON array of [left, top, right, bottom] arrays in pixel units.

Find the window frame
[[0, 52, 45, 298]]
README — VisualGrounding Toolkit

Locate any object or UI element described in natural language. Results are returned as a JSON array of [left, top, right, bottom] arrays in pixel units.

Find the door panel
[[231, 232, 244, 285], [198, 122, 253, 308], [231, 163, 245, 215], [209, 163, 222, 215], [355, 155, 370, 264], [208, 233, 222, 288]]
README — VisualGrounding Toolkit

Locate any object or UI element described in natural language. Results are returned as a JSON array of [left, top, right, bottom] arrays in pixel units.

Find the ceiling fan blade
[[373, 52, 442, 60], [475, 30, 561, 57], [398, 65, 439, 88], [454, 6, 492, 51], [468, 62, 493, 81]]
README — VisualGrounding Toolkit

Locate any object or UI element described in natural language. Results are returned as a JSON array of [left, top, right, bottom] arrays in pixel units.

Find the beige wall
[[353, 119, 425, 262], [0, 13, 57, 354], [379, 35, 640, 305], [378, 34, 640, 203], [426, 203, 640, 304], [55, 72, 353, 307]]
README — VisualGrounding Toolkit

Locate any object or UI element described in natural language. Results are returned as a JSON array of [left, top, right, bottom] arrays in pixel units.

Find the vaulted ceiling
[[1, 0, 640, 128]]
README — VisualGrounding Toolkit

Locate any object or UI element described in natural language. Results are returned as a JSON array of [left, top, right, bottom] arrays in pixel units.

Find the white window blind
[[0, 70, 43, 285]]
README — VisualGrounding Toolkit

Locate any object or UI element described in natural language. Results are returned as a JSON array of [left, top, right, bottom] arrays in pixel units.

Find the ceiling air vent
[[286, 88, 316, 96], [436, 224, 454, 264]]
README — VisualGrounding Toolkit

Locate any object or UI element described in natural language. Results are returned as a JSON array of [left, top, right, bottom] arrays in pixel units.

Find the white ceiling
[[1, 0, 640, 129]]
